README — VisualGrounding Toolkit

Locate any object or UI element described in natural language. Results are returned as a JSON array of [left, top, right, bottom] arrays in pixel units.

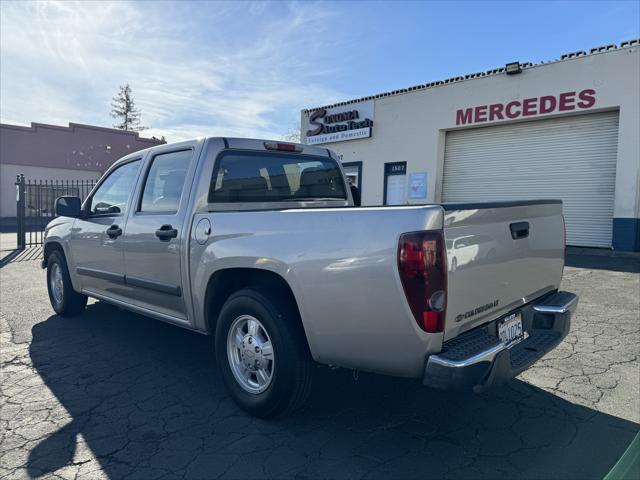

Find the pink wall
[[0, 122, 163, 174]]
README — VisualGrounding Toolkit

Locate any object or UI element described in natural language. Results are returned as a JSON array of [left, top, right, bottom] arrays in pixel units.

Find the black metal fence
[[15, 174, 97, 249]]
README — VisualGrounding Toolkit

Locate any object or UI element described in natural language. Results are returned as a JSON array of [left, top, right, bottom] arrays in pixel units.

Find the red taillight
[[398, 230, 447, 333]]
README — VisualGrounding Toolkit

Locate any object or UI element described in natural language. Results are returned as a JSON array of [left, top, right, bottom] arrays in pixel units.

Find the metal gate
[[15, 174, 97, 249]]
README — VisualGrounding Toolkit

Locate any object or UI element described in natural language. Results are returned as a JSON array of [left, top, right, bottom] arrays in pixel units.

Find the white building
[[301, 40, 640, 252]]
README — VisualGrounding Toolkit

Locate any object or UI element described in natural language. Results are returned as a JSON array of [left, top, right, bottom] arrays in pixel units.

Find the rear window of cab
[[209, 151, 347, 203]]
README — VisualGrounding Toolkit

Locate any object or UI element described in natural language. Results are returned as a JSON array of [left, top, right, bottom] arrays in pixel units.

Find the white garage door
[[442, 111, 619, 247]]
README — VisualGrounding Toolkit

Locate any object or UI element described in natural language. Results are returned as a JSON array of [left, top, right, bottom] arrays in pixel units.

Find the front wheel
[[46, 250, 87, 316], [215, 288, 313, 418]]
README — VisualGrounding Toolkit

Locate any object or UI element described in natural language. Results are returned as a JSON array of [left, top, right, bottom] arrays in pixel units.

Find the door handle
[[510, 221, 530, 240], [106, 225, 123, 238], [155, 224, 178, 241]]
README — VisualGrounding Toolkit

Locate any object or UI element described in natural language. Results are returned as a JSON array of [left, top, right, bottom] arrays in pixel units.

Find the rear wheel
[[226, 314, 275, 394], [215, 288, 313, 418], [46, 250, 87, 316]]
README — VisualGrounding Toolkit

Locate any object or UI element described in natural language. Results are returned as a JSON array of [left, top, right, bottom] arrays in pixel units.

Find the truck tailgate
[[443, 200, 564, 341]]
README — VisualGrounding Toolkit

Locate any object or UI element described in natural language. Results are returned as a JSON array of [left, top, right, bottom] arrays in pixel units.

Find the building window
[[341, 161, 362, 190]]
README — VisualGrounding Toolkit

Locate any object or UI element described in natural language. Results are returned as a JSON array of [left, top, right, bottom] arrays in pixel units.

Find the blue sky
[[1, 1, 638, 142]]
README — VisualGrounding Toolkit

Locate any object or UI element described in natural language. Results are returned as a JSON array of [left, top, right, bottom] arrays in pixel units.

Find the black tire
[[46, 250, 87, 317], [215, 288, 314, 418]]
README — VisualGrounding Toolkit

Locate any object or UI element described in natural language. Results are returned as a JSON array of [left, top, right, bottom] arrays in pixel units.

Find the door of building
[[384, 162, 407, 206]]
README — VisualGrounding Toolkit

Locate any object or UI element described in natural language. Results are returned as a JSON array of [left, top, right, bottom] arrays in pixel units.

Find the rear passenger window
[[140, 150, 191, 213], [210, 152, 346, 203]]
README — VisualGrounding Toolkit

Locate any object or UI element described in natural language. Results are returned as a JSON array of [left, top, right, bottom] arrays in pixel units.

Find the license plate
[[498, 312, 524, 346]]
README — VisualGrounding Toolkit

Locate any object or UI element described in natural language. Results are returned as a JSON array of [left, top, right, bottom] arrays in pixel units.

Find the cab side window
[[90, 160, 141, 215], [140, 150, 191, 213]]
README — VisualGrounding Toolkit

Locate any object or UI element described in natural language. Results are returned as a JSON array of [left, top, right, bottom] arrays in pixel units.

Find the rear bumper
[[423, 291, 577, 392]]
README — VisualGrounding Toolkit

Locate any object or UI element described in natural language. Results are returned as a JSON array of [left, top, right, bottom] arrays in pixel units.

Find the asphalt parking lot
[[1, 250, 638, 480]]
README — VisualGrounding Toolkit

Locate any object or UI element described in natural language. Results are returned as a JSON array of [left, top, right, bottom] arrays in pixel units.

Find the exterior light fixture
[[505, 62, 522, 75]]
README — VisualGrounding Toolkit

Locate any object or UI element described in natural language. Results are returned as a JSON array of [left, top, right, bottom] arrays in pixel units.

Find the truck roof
[[111, 137, 333, 169]]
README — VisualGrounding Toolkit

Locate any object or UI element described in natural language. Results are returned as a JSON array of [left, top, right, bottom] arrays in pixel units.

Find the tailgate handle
[[510, 221, 529, 239]]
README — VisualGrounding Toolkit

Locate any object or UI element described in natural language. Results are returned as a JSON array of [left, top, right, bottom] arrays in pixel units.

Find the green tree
[[110, 84, 147, 131]]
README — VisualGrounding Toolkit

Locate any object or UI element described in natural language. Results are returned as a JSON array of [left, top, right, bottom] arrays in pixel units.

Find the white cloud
[[0, 1, 347, 142]]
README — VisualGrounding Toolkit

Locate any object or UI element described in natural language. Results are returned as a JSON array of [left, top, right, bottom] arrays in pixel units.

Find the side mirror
[[55, 196, 82, 218], [350, 184, 361, 207]]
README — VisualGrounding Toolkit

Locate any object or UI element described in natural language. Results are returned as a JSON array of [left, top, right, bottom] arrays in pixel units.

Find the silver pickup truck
[[43, 137, 578, 418]]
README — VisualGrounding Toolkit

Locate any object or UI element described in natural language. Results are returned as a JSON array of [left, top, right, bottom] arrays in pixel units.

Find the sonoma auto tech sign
[[305, 101, 374, 145]]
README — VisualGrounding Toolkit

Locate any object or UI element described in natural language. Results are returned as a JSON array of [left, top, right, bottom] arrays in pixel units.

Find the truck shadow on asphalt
[[28, 302, 638, 479], [565, 253, 640, 273]]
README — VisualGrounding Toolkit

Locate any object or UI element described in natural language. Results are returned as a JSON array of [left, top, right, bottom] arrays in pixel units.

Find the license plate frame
[[498, 312, 524, 346]]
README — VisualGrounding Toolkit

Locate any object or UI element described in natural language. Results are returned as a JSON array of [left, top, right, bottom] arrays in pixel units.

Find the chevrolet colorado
[[43, 137, 578, 417]]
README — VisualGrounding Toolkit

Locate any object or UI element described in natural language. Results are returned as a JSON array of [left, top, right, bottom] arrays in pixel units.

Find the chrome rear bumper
[[423, 291, 578, 392]]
